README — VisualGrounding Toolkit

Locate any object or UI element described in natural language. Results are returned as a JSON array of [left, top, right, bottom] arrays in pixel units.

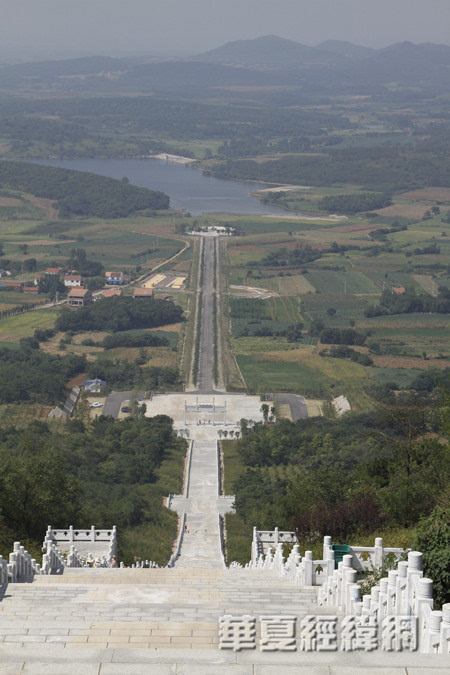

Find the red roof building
[[134, 288, 154, 299], [102, 289, 122, 298], [64, 274, 82, 287], [67, 288, 92, 307]]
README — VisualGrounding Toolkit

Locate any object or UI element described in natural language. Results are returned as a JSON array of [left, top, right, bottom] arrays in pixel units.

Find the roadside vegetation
[[223, 388, 450, 607]]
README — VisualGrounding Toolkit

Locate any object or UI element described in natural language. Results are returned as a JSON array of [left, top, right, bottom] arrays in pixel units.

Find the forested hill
[[0, 161, 169, 218]]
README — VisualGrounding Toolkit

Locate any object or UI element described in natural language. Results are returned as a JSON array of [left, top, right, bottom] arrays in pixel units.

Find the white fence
[[318, 551, 450, 654], [43, 525, 117, 566]]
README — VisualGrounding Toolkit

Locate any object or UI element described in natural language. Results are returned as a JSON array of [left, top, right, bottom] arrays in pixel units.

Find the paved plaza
[[144, 392, 263, 440]]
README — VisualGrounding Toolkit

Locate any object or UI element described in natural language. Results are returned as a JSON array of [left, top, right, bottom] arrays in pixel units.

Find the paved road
[[102, 391, 144, 417], [197, 237, 216, 393], [275, 393, 308, 421]]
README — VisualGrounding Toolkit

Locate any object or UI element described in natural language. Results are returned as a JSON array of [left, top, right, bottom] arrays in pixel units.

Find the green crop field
[[305, 270, 379, 295], [0, 308, 57, 341]]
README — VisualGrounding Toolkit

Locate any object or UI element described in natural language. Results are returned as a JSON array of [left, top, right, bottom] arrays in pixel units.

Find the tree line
[[56, 296, 184, 333], [0, 161, 169, 218]]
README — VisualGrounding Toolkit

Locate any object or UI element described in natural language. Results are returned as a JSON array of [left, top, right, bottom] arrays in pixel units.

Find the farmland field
[[0, 308, 58, 341], [277, 274, 316, 295], [304, 270, 379, 295]]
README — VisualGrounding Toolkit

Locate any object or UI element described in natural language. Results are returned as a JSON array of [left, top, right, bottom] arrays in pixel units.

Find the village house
[[64, 274, 82, 288], [67, 288, 92, 307], [105, 271, 124, 285], [134, 287, 154, 299], [45, 267, 63, 276], [83, 378, 106, 393], [102, 288, 122, 298]]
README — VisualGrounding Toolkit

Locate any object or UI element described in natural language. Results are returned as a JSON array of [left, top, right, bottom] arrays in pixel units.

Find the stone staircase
[[0, 567, 319, 672], [0, 567, 447, 672]]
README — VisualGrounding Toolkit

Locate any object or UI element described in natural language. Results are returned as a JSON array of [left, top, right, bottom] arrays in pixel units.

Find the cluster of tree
[[88, 358, 180, 391], [232, 391, 449, 606], [318, 192, 392, 215], [369, 221, 408, 242], [365, 287, 450, 317], [249, 245, 322, 268], [0, 345, 86, 404], [56, 296, 183, 333], [38, 275, 66, 298], [0, 115, 86, 146], [101, 332, 169, 350], [0, 302, 40, 319], [319, 327, 367, 346], [217, 136, 312, 158], [320, 344, 373, 366], [408, 243, 440, 256], [237, 321, 304, 341], [0, 161, 169, 218], [0, 414, 184, 543], [208, 145, 450, 192], [68, 248, 103, 277]]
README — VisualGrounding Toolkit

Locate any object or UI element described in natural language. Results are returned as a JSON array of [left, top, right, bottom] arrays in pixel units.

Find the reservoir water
[[29, 158, 287, 217]]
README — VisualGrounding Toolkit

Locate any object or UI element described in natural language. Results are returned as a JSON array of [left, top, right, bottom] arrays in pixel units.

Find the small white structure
[[332, 395, 351, 416]]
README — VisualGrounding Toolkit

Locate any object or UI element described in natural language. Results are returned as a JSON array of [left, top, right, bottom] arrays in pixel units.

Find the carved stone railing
[[44, 525, 117, 566], [322, 535, 407, 571], [318, 550, 450, 654], [0, 555, 8, 588], [243, 541, 334, 586], [44, 525, 117, 546], [168, 512, 186, 567], [251, 527, 297, 561], [7, 543, 41, 583], [66, 545, 84, 568], [41, 542, 65, 575]]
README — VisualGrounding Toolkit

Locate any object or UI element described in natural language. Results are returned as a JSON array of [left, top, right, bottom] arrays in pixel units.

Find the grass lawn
[[0, 308, 57, 341]]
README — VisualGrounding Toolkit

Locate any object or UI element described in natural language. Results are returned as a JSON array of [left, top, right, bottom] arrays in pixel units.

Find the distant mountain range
[[0, 35, 449, 95], [191, 35, 375, 67]]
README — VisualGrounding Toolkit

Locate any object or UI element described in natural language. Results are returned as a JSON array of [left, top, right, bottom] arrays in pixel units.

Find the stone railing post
[[251, 526, 258, 562], [374, 537, 383, 568], [323, 535, 332, 560], [304, 551, 313, 586], [422, 610, 443, 654], [439, 604, 450, 654], [344, 567, 357, 613], [396, 560, 409, 615], [69, 526, 74, 543], [326, 549, 335, 580], [91, 525, 96, 543]]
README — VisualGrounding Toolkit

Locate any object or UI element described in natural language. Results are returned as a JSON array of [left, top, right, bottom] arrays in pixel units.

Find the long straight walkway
[[170, 439, 230, 569]]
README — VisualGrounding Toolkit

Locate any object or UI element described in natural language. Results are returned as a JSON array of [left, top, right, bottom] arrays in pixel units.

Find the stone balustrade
[[168, 512, 186, 567], [318, 550, 450, 654], [251, 527, 297, 560], [44, 525, 117, 546], [244, 540, 333, 586], [7, 542, 41, 583], [322, 535, 407, 571], [66, 545, 84, 568], [41, 541, 65, 575], [0, 555, 8, 588]]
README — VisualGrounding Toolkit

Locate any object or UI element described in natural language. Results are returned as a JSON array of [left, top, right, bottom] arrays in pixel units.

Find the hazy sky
[[1, 0, 450, 60]]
